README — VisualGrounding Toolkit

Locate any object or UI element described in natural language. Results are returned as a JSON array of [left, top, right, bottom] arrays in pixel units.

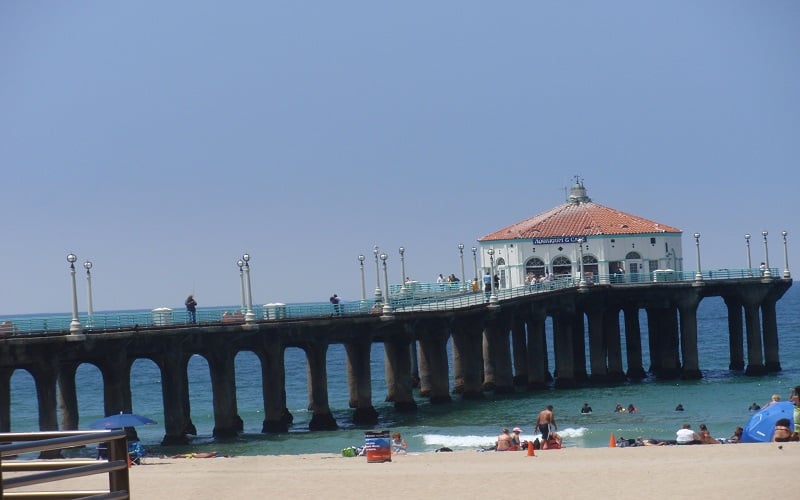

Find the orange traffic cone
[[609, 434, 617, 448], [527, 441, 535, 457]]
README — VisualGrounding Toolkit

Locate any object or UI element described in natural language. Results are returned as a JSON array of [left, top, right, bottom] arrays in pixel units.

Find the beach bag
[[341, 446, 358, 457]]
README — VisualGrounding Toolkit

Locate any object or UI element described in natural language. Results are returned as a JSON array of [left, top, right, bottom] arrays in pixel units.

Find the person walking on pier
[[185, 294, 197, 324]]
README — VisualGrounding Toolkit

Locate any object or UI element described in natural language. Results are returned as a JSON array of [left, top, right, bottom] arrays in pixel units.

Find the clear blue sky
[[1, 1, 798, 315]]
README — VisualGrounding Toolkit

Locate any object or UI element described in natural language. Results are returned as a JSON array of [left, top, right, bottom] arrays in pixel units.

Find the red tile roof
[[479, 197, 682, 242]]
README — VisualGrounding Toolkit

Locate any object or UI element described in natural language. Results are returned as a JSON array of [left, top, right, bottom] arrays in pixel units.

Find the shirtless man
[[536, 405, 557, 442], [496, 428, 513, 451]]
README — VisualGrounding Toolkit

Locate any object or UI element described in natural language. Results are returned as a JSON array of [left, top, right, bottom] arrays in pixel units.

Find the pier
[[0, 271, 791, 445]]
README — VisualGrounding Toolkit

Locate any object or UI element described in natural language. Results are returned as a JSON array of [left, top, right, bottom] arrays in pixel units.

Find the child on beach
[[391, 432, 407, 454]]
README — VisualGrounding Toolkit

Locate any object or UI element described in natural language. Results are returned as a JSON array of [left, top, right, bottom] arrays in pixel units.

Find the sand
[[5, 443, 797, 499]]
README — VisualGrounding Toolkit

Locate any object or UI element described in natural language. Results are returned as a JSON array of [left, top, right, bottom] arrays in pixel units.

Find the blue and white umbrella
[[89, 412, 157, 430], [740, 401, 795, 443]]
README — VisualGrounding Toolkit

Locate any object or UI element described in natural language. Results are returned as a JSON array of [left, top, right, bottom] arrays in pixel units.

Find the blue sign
[[532, 236, 585, 245]]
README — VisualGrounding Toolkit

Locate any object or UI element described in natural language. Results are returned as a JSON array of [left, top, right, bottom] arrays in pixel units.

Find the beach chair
[[128, 441, 147, 465]]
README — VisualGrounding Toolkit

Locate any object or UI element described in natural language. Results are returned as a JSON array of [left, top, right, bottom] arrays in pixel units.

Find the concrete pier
[[0, 278, 791, 445]]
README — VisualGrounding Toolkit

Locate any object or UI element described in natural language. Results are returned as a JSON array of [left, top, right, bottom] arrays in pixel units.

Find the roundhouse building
[[478, 180, 684, 287]]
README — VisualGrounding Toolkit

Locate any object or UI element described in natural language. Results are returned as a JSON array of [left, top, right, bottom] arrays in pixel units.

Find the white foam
[[420, 427, 589, 449]]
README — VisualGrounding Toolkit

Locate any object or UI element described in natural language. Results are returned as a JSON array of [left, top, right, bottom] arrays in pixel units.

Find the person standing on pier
[[185, 294, 197, 324]]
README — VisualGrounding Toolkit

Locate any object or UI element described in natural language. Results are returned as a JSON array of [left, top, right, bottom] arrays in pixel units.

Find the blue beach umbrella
[[740, 401, 795, 443], [89, 412, 157, 430]]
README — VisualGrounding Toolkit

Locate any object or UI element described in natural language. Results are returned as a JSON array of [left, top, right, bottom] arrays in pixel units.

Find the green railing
[[0, 267, 780, 335], [0, 430, 130, 499]]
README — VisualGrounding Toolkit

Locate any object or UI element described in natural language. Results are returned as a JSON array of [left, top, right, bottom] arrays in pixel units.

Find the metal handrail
[[0, 267, 781, 335], [1, 430, 130, 499]]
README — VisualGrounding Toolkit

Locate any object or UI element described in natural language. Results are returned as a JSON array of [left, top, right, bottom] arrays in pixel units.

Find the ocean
[[6, 285, 800, 457]]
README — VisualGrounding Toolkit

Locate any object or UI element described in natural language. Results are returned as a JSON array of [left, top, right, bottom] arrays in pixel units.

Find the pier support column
[[511, 315, 528, 386], [0, 368, 10, 432], [553, 311, 577, 388], [31, 361, 61, 458], [525, 309, 548, 389], [344, 328, 378, 425], [648, 307, 681, 379], [761, 298, 781, 372], [207, 347, 243, 437], [57, 362, 79, 431], [677, 295, 702, 379], [586, 306, 607, 382], [451, 316, 485, 399], [416, 320, 452, 404], [623, 305, 646, 379], [305, 341, 338, 431], [384, 327, 417, 412], [724, 296, 745, 371], [572, 311, 588, 382], [743, 301, 767, 375], [482, 316, 514, 393], [258, 339, 290, 433], [159, 352, 191, 445], [603, 306, 625, 381]]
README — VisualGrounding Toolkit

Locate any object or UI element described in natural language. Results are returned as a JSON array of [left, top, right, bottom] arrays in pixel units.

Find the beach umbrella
[[740, 401, 795, 443], [89, 412, 157, 430]]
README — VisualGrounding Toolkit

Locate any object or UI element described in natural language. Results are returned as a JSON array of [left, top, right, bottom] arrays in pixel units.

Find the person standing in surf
[[536, 405, 557, 442]]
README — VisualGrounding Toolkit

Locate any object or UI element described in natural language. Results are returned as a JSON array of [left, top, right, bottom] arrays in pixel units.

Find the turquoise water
[[8, 286, 800, 457]]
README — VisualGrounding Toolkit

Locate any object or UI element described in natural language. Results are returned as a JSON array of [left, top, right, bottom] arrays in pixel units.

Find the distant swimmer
[[614, 403, 626, 413], [580, 403, 593, 414], [748, 402, 761, 411], [675, 403, 685, 411], [627, 404, 637, 414]]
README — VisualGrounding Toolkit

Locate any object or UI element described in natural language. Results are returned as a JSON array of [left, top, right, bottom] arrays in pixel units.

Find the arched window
[[525, 257, 546, 281], [582, 254, 599, 277], [626, 251, 641, 260], [552, 256, 572, 276]]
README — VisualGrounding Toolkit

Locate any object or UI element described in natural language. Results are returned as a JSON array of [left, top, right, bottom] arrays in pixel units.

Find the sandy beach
[[6, 443, 797, 499]]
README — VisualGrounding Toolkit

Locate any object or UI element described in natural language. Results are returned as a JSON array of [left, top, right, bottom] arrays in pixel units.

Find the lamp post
[[237, 259, 246, 312], [399, 247, 407, 292], [83, 260, 94, 326], [471, 246, 478, 285], [744, 234, 752, 276], [577, 237, 587, 288], [358, 255, 366, 302], [693, 233, 703, 281], [458, 243, 465, 285], [487, 248, 498, 305], [380, 252, 392, 315], [242, 253, 255, 323], [67, 253, 82, 334], [762, 231, 772, 278], [782, 230, 791, 279], [373, 245, 383, 301]]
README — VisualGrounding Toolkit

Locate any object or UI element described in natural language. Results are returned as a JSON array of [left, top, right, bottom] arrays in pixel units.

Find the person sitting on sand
[[510, 427, 522, 450], [496, 428, 514, 451], [543, 431, 563, 450], [698, 424, 719, 444], [726, 427, 743, 443], [772, 418, 793, 442], [676, 424, 701, 445], [391, 432, 408, 454]]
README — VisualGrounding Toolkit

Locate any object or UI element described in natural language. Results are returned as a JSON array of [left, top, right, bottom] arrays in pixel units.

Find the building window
[[552, 256, 572, 277], [525, 257, 546, 282], [625, 251, 641, 260], [583, 254, 599, 278]]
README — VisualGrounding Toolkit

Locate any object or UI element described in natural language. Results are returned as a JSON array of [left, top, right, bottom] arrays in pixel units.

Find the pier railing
[[0, 267, 779, 335], [0, 430, 130, 499]]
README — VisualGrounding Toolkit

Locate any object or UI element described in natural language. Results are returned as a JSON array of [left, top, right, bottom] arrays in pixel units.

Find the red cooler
[[364, 430, 391, 463]]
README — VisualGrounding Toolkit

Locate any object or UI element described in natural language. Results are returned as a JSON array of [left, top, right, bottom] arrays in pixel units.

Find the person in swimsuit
[[496, 428, 513, 451], [391, 432, 408, 454], [772, 418, 793, 442], [536, 405, 556, 442]]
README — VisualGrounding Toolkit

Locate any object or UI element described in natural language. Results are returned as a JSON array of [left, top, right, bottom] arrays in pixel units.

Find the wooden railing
[[0, 430, 130, 499]]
